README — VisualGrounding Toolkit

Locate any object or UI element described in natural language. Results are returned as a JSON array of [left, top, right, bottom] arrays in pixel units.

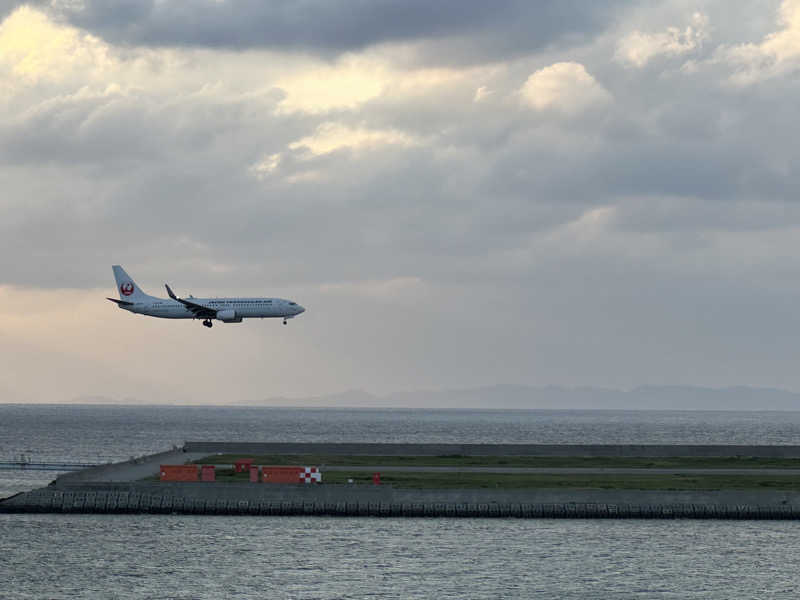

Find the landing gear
[[202, 319, 213, 328], [283, 319, 287, 325]]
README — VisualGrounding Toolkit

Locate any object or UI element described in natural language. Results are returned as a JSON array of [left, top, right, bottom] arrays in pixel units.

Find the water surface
[[4, 405, 800, 599]]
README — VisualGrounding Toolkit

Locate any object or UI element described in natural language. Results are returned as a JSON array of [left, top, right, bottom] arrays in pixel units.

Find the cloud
[[716, 0, 800, 83], [0, 5, 112, 87], [319, 277, 427, 302], [5, 3, 800, 399], [46, 0, 625, 64], [473, 85, 494, 102], [519, 62, 611, 114], [288, 122, 420, 156], [615, 12, 710, 68], [272, 56, 476, 114], [273, 57, 388, 114]]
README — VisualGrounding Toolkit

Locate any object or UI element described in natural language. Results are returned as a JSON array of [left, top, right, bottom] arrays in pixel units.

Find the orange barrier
[[262, 466, 305, 484], [160, 465, 199, 481], [201, 465, 216, 482], [261, 466, 322, 484], [234, 458, 254, 473]]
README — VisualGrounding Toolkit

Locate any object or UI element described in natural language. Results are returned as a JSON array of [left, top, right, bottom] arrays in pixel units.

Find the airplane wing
[[165, 284, 217, 319]]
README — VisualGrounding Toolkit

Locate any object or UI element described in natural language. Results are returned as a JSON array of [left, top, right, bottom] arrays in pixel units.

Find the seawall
[[3, 482, 800, 519]]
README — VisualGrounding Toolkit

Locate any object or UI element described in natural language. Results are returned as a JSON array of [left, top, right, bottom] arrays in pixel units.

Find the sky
[[2, 1, 800, 404]]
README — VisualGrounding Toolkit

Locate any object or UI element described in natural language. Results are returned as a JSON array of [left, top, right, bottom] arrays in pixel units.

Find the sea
[[2, 404, 800, 599]]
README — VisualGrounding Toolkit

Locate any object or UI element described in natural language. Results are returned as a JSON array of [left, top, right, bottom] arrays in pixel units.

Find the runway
[[316, 466, 800, 476]]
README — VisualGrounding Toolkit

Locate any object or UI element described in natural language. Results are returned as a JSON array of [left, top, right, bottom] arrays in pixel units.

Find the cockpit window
[[289, 302, 296, 305]]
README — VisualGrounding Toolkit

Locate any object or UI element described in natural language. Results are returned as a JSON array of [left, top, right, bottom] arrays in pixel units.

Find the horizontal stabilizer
[[107, 297, 134, 306]]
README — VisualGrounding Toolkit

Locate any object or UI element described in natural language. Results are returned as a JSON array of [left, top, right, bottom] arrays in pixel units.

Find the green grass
[[210, 468, 251, 482], [322, 471, 800, 490], [181, 465, 800, 490], [194, 454, 800, 469], [185, 454, 800, 489]]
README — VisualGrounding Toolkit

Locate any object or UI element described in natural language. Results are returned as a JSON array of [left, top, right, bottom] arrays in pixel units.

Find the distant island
[[222, 384, 800, 411]]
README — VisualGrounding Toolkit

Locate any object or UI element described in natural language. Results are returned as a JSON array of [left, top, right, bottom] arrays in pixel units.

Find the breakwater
[[4, 482, 800, 519]]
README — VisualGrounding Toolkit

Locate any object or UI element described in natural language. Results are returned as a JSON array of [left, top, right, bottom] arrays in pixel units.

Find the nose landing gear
[[283, 319, 287, 325], [202, 319, 213, 328]]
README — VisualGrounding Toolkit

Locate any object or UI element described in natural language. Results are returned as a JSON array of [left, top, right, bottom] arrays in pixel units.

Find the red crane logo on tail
[[120, 282, 134, 296]]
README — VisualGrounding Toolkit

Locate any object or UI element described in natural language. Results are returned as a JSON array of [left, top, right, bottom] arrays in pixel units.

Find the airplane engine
[[216, 310, 242, 323]]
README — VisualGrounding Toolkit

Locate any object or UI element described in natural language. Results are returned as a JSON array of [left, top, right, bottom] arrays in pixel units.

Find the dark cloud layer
[[54, 0, 624, 60]]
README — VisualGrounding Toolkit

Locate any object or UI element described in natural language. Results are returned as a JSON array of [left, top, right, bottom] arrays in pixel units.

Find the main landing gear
[[202, 319, 213, 328]]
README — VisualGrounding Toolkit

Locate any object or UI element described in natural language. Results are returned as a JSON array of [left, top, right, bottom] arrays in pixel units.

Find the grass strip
[[322, 471, 800, 490], [194, 454, 800, 469], [200, 468, 800, 490]]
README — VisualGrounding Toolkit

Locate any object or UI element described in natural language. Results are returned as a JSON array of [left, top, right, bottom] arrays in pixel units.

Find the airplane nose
[[297, 305, 305, 314]]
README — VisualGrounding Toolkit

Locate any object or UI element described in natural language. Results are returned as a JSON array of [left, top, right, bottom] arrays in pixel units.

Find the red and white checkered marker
[[300, 466, 322, 483]]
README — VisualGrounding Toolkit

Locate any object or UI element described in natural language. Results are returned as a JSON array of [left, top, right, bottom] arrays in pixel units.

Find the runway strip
[[213, 464, 800, 475]]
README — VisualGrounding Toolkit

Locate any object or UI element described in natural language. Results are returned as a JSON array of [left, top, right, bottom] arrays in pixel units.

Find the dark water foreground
[[4, 514, 800, 599]]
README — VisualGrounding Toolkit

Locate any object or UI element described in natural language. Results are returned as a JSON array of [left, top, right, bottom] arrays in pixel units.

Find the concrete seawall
[[3, 483, 800, 519]]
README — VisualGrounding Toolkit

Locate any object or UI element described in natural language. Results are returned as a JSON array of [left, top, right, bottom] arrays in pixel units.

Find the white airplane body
[[107, 265, 305, 328]]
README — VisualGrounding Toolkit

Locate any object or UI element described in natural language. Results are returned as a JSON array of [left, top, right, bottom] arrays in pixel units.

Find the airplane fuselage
[[109, 265, 305, 327], [121, 297, 303, 321]]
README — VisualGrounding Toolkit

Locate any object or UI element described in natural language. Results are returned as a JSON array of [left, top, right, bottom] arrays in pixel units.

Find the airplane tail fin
[[112, 265, 152, 301]]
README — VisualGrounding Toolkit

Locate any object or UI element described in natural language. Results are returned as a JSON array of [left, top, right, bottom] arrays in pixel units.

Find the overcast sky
[[2, 1, 800, 404]]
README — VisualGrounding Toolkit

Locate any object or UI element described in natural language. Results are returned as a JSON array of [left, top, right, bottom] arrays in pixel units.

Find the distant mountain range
[[62, 385, 800, 410], [239, 384, 800, 411]]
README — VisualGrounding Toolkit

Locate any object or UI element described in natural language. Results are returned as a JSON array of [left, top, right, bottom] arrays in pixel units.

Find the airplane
[[107, 265, 305, 328]]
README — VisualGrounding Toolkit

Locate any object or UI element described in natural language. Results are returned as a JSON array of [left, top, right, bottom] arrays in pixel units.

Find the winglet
[[163, 285, 217, 319]]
